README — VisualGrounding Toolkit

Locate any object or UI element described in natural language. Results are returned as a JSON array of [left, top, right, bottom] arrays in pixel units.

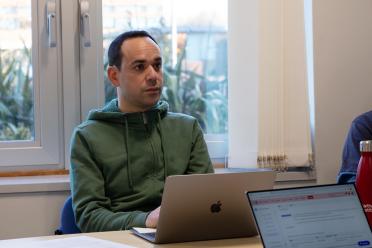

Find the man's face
[[110, 37, 163, 112]]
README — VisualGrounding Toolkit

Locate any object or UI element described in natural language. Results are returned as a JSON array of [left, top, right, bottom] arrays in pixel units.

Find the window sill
[[0, 175, 70, 194], [276, 171, 316, 182], [0, 169, 317, 194], [274, 171, 317, 188]]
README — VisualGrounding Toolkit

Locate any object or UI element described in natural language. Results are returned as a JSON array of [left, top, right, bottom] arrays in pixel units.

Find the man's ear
[[107, 66, 120, 87]]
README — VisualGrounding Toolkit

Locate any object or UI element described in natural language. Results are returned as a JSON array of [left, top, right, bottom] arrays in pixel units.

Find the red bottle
[[355, 140, 372, 228]]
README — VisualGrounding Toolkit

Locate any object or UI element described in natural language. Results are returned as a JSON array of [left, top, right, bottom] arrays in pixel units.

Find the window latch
[[47, 0, 57, 48], [80, 0, 91, 47]]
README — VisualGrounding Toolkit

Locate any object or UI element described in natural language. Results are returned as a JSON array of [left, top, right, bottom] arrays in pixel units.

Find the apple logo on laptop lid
[[210, 201, 222, 213]]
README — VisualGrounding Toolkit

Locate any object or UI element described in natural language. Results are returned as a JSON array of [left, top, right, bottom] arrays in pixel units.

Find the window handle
[[80, 0, 91, 47], [47, 0, 56, 47]]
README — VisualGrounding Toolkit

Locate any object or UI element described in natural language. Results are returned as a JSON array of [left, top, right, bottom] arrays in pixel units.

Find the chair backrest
[[55, 195, 81, 234], [337, 172, 356, 184]]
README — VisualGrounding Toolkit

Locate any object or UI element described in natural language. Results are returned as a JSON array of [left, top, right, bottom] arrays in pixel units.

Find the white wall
[[313, 0, 372, 183], [0, 191, 69, 240]]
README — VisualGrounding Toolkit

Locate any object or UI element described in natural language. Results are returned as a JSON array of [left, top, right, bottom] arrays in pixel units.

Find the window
[[0, 0, 63, 169], [0, 0, 312, 177], [0, 1, 33, 142], [0, 0, 229, 170]]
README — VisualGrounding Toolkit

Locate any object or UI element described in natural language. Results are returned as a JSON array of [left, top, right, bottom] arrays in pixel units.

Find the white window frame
[[0, 0, 65, 169], [79, 0, 104, 121], [1, 0, 228, 171], [60, 0, 83, 170]]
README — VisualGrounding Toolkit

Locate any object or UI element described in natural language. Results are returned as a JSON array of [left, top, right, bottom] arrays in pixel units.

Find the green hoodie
[[70, 99, 213, 232]]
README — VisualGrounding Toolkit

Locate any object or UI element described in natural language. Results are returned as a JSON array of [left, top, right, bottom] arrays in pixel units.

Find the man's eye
[[134, 64, 145, 71], [154, 63, 162, 71]]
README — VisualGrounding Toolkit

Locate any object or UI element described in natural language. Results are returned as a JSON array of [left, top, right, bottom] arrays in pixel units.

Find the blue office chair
[[337, 172, 356, 184], [55, 195, 81, 234]]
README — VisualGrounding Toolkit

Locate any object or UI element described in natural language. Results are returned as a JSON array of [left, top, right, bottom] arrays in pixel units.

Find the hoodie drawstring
[[157, 112, 168, 181], [124, 117, 133, 189]]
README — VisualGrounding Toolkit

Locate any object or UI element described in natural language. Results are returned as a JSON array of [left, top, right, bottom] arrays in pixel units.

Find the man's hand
[[145, 206, 161, 228]]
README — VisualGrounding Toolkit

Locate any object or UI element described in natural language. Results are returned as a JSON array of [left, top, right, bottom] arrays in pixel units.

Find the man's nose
[[146, 66, 160, 84]]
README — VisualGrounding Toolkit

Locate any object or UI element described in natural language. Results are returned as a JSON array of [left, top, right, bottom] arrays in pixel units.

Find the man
[[337, 110, 372, 183], [70, 30, 213, 232]]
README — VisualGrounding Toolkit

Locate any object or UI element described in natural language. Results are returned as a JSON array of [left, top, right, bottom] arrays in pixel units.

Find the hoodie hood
[[87, 98, 169, 123]]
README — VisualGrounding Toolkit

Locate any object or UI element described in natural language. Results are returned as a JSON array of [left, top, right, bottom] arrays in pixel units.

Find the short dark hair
[[107, 30, 158, 68]]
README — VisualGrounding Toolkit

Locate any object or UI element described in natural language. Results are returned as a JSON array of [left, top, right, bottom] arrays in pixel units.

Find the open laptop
[[247, 184, 372, 248], [132, 170, 276, 244]]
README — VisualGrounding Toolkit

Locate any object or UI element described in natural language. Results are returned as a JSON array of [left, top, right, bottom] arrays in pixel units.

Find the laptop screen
[[247, 184, 372, 248]]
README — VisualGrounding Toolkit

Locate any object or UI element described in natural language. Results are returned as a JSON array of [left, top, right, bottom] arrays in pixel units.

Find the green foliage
[[0, 123, 31, 141], [161, 43, 228, 133], [0, 45, 33, 141]]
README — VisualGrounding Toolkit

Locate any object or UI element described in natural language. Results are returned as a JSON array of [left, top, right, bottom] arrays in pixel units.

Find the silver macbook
[[247, 184, 372, 248], [132, 170, 276, 244]]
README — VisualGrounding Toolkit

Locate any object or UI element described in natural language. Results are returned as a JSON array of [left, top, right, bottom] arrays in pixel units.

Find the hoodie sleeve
[[186, 120, 214, 174], [69, 129, 149, 232]]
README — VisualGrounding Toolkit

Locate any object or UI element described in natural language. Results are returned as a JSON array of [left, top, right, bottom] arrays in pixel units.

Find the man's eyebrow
[[154, 57, 162, 62], [130, 59, 146, 66], [130, 57, 162, 66]]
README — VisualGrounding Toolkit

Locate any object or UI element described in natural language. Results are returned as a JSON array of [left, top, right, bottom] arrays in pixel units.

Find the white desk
[[1, 231, 264, 248]]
